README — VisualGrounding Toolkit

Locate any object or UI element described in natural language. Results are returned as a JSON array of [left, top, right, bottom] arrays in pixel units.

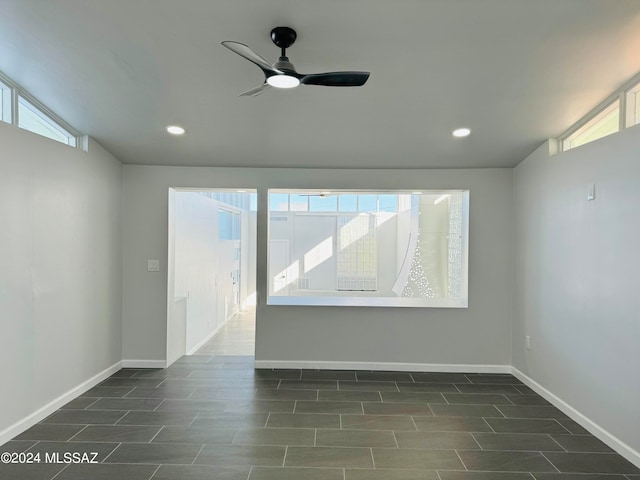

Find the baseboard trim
[[254, 360, 511, 374], [122, 359, 167, 369], [511, 367, 640, 468], [0, 360, 122, 446], [186, 318, 230, 356]]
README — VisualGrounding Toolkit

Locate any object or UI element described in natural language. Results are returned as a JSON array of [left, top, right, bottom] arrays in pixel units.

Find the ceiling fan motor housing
[[274, 57, 297, 74], [271, 27, 297, 50]]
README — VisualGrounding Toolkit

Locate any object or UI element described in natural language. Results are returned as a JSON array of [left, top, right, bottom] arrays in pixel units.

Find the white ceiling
[[2, 0, 640, 168]]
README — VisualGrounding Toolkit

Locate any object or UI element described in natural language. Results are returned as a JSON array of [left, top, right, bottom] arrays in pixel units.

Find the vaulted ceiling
[[2, 0, 640, 168]]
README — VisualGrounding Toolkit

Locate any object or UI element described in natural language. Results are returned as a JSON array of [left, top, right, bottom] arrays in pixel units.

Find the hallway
[[194, 308, 255, 356]]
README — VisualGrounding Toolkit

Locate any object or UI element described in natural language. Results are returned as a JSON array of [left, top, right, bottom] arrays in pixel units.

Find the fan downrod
[[271, 27, 297, 55]]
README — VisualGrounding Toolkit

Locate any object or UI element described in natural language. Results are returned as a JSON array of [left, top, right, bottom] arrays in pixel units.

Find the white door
[[270, 240, 290, 295]]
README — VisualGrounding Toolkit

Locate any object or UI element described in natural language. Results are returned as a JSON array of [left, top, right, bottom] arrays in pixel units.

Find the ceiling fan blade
[[300, 71, 370, 87], [238, 83, 270, 97], [221, 41, 280, 74]]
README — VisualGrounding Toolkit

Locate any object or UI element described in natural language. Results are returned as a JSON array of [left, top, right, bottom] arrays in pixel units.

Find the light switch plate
[[587, 183, 595, 201], [147, 259, 160, 272]]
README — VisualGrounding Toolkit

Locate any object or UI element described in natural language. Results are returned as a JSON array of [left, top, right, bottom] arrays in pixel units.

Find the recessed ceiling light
[[166, 125, 186, 135], [452, 127, 471, 138]]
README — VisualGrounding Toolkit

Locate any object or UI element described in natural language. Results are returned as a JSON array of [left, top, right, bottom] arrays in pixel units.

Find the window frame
[[625, 80, 640, 127], [561, 99, 620, 152], [0, 70, 82, 149], [0, 78, 12, 123], [18, 94, 78, 147], [559, 70, 640, 152], [267, 189, 470, 308]]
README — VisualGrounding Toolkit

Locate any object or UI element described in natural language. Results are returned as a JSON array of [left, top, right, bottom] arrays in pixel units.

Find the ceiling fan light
[[267, 74, 300, 89], [452, 127, 471, 138], [166, 125, 186, 135]]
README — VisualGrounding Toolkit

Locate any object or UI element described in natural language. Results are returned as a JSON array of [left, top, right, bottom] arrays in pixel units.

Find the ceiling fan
[[222, 27, 370, 97]]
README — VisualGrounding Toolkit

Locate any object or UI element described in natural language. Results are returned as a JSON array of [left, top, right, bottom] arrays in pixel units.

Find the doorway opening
[[167, 188, 257, 365]]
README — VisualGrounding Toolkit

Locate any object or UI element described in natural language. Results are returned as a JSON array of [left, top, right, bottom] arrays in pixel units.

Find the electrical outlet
[[147, 259, 160, 272], [526, 336, 532, 350]]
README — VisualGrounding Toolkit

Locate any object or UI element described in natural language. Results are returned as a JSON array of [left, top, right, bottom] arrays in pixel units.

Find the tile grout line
[[147, 465, 162, 480], [554, 419, 572, 434], [147, 425, 164, 444], [426, 403, 435, 417], [246, 465, 254, 480], [264, 412, 271, 428], [23, 440, 39, 453], [66, 424, 89, 442], [114, 410, 132, 426], [82, 398, 102, 410], [122, 387, 136, 398], [188, 412, 200, 428], [49, 463, 71, 480], [481, 417, 496, 433], [539, 451, 561, 473], [410, 415, 419, 431], [282, 445, 288, 467], [369, 447, 375, 468], [494, 405, 507, 418], [547, 434, 568, 452], [469, 432, 483, 450], [454, 449, 468, 470], [100, 441, 122, 464], [153, 399, 166, 412], [191, 444, 206, 465]]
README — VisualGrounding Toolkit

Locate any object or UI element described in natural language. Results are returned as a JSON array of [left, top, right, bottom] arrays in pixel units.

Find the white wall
[[243, 212, 257, 307], [122, 166, 513, 369], [513, 130, 640, 459], [0, 124, 122, 442], [174, 192, 220, 353]]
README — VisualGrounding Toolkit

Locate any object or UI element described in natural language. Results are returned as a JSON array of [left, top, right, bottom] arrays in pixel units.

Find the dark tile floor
[[2, 355, 639, 480]]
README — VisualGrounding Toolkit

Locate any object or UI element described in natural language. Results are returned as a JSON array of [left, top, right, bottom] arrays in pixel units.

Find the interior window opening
[[267, 190, 469, 308]]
